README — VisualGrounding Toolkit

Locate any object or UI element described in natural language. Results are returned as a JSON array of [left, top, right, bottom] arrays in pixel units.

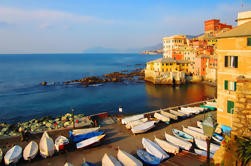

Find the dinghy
[[55, 136, 69, 151], [212, 134, 224, 143], [194, 148, 214, 158], [187, 126, 204, 134], [160, 111, 178, 120], [0, 148, 3, 163], [177, 109, 192, 117], [183, 127, 207, 140], [23, 141, 38, 160], [142, 138, 169, 161], [197, 120, 202, 128], [191, 107, 205, 113], [154, 112, 170, 124], [117, 149, 143, 166], [195, 139, 220, 154], [126, 118, 148, 129], [154, 137, 179, 154], [70, 131, 104, 143], [64, 162, 74, 166], [165, 132, 192, 151], [200, 105, 216, 111], [76, 134, 105, 149], [39, 131, 55, 158], [102, 153, 122, 166], [72, 127, 100, 135], [131, 121, 155, 134], [4, 145, 22, 165], [121, 114, 144, 125], [137, 149, 160, 166], [172, 128, 194, 142], [170, 110, 186, 118], [206, 101, 217, 107], [181, 107, 199, 114]]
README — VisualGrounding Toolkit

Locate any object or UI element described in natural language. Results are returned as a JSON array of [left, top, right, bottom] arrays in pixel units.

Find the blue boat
[[212, 133, 224, 144], [81, 161, 96, 166], [69, 131, 104, 143], [221, 125, 231, 134], [172, 128, 194, 142], [137, 149, 160, 166]]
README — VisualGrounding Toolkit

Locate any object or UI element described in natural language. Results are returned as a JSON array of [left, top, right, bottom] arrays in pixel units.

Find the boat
[[89, 83, 103, 87], [72, 127, 100, 135], [39, 131, 55, 158], [82, 160, 96, 166], [0, 148, 3, 163], [194, 148, 214, 158], [121, 114, 145, 125], [23, 141, 38, 160], [177, 109, 192, 117], [181, 107, 199, 114], [191, 107, 205, 113], [102, 153, 122, 166], [70, 131, 104, 143], [64, 162, 74, 166], [215, 126, 222, 134], [76, 134, 105, 149], [206, 101, 217, 107], [55, 136, 69, 151], [154, 137, 179, 154], [169, 110, 186, 118], [154, 112, 170, 124], [212, 133, 224, 143], [160, 110, 178, 120], [195, 139, 220, 154], [131, 121, 155, 134], [165, 132, 192, 151], [125, 118, 148, 129], [136, 149, 160, 166], [117, 149, 143, 166], [4, 145, 22, 165], [200, 105, 216, 111], [142, 138, 169, 161], [197, 120, 203, 128], [182, 127, 207, 140], [172, 128, 194, 142], [187, 126, 204, 134]]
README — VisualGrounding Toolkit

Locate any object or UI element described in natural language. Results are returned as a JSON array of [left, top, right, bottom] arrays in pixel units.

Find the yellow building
[[216, 17, 251, 128]]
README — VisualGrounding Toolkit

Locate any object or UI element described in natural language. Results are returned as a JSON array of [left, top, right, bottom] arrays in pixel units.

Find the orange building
[[204, 19, 232, 33]]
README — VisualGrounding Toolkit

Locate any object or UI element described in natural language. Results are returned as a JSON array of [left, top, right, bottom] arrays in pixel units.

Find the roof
[[163, 35, 186, 40], [216, 21, 251, 38], [148, 57, 189, 64]]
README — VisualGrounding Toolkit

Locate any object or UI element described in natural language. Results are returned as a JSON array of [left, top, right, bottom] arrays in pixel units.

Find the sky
[[0, 0, 250, 53]]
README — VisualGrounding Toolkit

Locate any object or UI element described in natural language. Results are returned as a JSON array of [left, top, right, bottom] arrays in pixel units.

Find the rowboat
[[206, 101, 217, 107], [194, 148, 214, 158], [177, 109, 192, 117], [187, 126, 204, 134], [136, 149, 160, 166], [76, 134, 105, 149], [64, 162, 74, 166], [72, 127, 100, 135], [212, 134, 224, 143], [121, 114, 144, 125], [142, 138, 169, 161], [169, 110, 186, 118], [126, 118, 148, 129], [197, 120, 202, 128], [160, 110, 178, 120], [70, 131, 104, 143], [117, 149, 143, 166], [154, 112, 170, 124], [55, 136, 69, 151], [154, 137, 179, 154], [4, 145, 22, 165], [191, 107, 205, 113], [195, 139, 220, 154], [172, 128, 194, 142], [200, 105, 216, 111], [23, 141, 38, 160], [165, 132, 192, 151], [181, 107, 199, 114], [131, 121, 155, 134], [182, 127, 207, 140], [0, 148, 3, 163], [39, 131, 55, 158], [102, 153, 122, 166]]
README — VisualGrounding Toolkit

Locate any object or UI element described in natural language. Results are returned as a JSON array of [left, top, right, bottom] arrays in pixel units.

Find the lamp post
[[202, 113, 218, 166]]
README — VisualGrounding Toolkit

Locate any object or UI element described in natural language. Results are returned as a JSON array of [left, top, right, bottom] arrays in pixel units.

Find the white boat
[[187, 126, 204, 134], [131, 121, 155, 134], [142, 138, 169, 161], [177, 109, 192, 116], [192, 107, 205, 113], [181, 107, 199, 114], [183, 127, 207, 140], [165, 132, 192, 151], [197, 121, 203, 128], [23, 141, 38, 160], [121, 114, 144, 125], [102, 153, 122, 166], [169, 110, 186, 117], [206, 101, 217, 107], [160, 111, 178, 120], [76, 134, 105, 149], [55, 136, 69, 152], [39, 131, 55, 158], [154, 112, 170, 123], [4, 145, 22, 165], [154, 137, 179, 154], [194, 148, 214, 158], [117, 149, 143, 166], [64, 162, 74, 166], [195, 139, 220, 154], [72, 127, 100, 135], [125, 118, 148, 129]]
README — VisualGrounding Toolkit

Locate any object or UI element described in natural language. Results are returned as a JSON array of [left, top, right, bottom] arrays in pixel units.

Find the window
[[224, 80, 228, 90], [229, 81, 237, 91], [248, 38, 251, 46], [224, 56, 238, 68], [227, 100, 234, 114]]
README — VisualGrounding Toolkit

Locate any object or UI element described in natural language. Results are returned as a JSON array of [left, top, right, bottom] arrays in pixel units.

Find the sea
[[0, 53, 216, 123]]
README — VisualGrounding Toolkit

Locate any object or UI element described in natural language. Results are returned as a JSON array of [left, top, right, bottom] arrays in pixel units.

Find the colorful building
[[163, 35, 187, 58], [204, 19, 232, 34]]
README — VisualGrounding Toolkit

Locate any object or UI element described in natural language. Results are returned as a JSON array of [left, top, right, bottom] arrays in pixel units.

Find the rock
[[41, 81, 47, 86]]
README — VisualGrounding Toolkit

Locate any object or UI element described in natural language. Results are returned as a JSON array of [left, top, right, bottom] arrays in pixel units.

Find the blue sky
[[0, 0, 250, 53]]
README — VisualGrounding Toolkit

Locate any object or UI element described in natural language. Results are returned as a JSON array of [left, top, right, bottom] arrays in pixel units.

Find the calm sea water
[[0, 53, 216, 123]]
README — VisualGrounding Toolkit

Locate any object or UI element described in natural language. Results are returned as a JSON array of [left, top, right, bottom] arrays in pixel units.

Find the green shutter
[[224, 80, 228, 90], [234, 56, 238, 68], [227, 101, 234, 114], [225, 56, 228, 67], [234, 82, 237, 91], [248, 38, 251, 46]]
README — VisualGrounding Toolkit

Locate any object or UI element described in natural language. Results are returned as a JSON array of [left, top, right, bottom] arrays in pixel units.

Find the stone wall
[[231, 77, 251, 137]]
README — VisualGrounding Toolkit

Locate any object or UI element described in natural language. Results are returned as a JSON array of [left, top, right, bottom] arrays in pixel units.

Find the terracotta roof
[[216, 21, 251, 38]]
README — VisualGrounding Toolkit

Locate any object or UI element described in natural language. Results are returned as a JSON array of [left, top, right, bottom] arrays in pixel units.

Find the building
[[204, 19, 232, 35], [216, 14, 251, 130], [206, 55, 217, 82]]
